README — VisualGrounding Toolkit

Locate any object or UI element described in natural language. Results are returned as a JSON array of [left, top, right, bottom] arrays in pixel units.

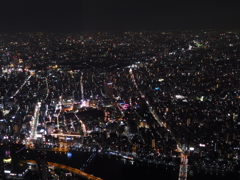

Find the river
[[25, 150, 240, 180]]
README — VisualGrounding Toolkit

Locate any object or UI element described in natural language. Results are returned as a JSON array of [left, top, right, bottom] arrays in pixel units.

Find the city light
[[0, 30, 239, 180], [189, 147, 194, 151]]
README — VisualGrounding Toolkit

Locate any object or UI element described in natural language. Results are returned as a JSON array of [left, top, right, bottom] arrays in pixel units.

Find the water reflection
[[67, 152, 72, 159]]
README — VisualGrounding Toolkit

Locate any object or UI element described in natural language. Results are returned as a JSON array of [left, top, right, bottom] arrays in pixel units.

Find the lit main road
[[128, 67, 188, 180], [31, 102, 41, 139], [22, 160, 103, 180], [56, 97, 62, 129], [4, 75, 32, 116], [75, 113, 87, 136], [11, 75, 32, 98], [50, 133, 81, 138], [129, 68, 183, 149], [129, 69, 167, 130], [92, 73, 105, 97], [80, 72, 84, 100], [44, 77, 50, 100]]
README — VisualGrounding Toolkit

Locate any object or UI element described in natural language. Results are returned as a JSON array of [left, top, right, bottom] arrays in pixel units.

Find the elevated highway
[[22, 160, 103, 180]]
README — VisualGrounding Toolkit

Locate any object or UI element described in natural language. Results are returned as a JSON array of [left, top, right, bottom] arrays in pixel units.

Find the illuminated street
[[22, 160, 103, 180]]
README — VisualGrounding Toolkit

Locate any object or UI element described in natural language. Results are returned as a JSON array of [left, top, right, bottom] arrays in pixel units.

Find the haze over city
[[0, 0, 240, 32]]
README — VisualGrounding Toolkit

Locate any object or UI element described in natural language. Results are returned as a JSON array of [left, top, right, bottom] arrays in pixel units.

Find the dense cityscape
[[0, 30, 240, 179]]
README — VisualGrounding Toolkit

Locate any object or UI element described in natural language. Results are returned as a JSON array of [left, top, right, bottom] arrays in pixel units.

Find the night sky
[[0, 0, 240, 33]]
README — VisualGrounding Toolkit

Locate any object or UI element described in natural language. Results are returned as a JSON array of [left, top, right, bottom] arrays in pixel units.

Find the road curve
[[21, 160, 103, 180]]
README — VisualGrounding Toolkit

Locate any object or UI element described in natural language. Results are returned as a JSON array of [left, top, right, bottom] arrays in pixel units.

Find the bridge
[[178, 153, 189, 180], [21, 160, 103, 180]]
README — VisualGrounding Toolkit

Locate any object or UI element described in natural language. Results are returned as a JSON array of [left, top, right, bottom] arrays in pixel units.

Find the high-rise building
[[105, 83, 113, 98], [152, 139, 156, 149]]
